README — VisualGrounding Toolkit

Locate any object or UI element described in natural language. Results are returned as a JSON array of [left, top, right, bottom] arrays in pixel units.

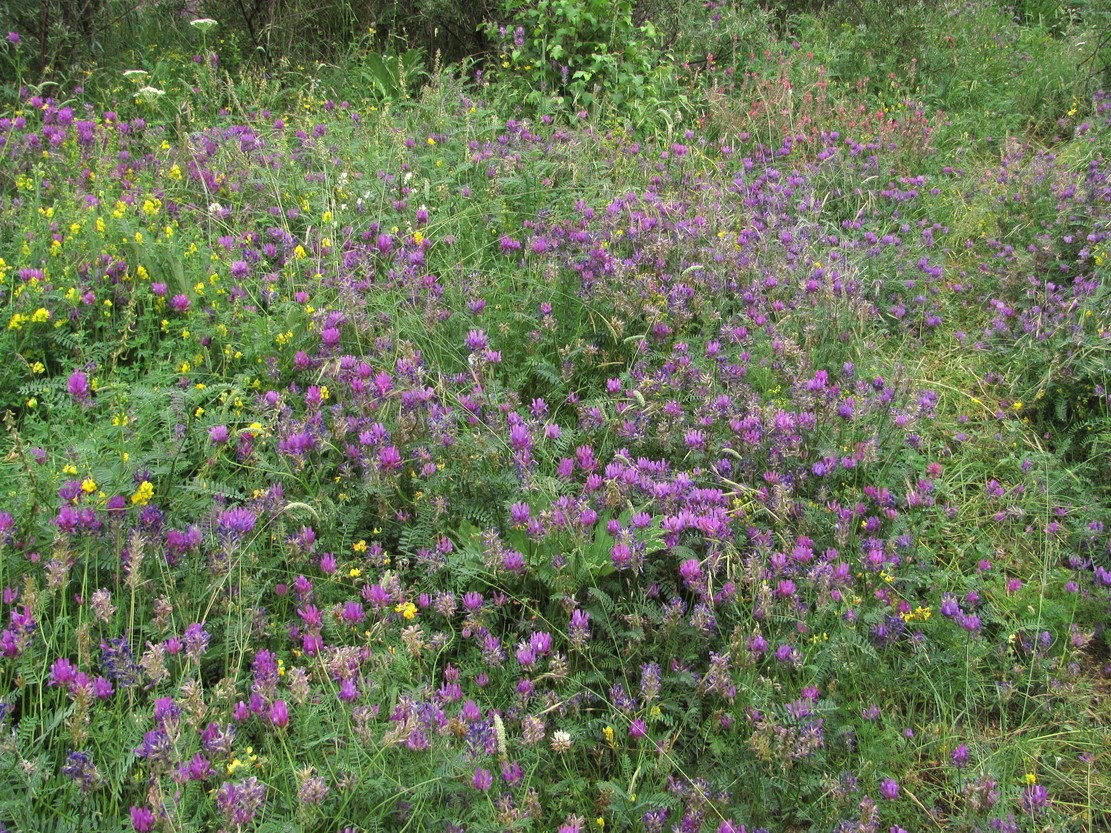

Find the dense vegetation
[[1, 2, 1109, 831]]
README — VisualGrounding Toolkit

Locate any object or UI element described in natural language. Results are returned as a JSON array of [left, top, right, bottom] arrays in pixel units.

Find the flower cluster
[[0, 13, 1108, 832]]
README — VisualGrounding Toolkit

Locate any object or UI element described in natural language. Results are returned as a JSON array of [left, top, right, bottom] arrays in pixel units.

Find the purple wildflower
[[267, 706, 288, 728], [472, 767, 493, 791], [464, 329, 488, 352], [130, 806, 155, 832], [1021, 783, 1049, 815], [62, 751, 101, 793], [216, 777, 267, 826], [49, 657, 79, 688], [951, 743, 969, 768], [217, 506, 256, 539], [569, 609, 590, 648], [67, 370, 91, 404]]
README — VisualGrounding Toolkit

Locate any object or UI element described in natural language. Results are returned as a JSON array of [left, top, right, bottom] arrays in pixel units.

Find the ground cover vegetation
[[0, 1, 1109, 831]]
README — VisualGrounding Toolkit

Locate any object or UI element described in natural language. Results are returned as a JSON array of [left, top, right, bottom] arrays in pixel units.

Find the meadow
[[0, 1, 1109, 831]]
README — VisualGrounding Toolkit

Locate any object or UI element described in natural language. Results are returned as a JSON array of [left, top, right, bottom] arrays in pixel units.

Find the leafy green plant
[[2, 6, 1111, 832], [489, 0, 660, 113], [345, 45, 428, 106]]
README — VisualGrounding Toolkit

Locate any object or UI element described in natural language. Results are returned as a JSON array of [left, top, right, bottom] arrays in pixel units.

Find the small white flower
[[189, 18, 217, 33], [136, 86, 165, 103], [550, 729, 573, 753], [123, 69, 148, 81]]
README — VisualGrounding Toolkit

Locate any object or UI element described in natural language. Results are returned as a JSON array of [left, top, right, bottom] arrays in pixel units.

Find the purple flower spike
[[569, 609, 590, 647], [951, 743, 969, 768], [130, 806, 155, 832], [183, 623, 210, 661], [67, 370, 91, 403], [472, 767, 493, 791], [49, 657, 78, 688], [216, 506, 256, 539], [1022, 783, 1049, 815], [269, 700, 289, 728]]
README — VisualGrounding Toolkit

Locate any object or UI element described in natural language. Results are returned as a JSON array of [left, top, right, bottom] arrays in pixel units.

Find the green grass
[[0, 2, 1109, 832]]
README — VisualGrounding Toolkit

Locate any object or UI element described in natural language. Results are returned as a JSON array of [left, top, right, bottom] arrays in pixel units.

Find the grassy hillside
[[0, 2, 1109, 831]]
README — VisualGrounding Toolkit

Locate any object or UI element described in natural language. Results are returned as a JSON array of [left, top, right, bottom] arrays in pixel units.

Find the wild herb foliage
[[1, 2, 1111, 833]]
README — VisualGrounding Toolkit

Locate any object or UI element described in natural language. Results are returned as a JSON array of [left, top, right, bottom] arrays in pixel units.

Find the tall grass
[[0, 2, 1109, 831]]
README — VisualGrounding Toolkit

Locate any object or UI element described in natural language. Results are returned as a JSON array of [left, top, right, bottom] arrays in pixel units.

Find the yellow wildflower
[[131, 480, 154, 506]]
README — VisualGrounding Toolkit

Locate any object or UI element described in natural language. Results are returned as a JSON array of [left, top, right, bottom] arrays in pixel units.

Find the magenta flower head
[[951, 742, 969, 768], [569, 609, 590, 648], [880, 778, 899, 800], [377, 444, 402, 473], [130, 805, 155, 832], [1022, 783, 1049, 815], [67, 370, 91, 403], [464, 329, 488, 352], [7, 32, 20, 46], [340, 600, 365, 627], [216, 506, 256, 539], [209, 425, 229, 445], [183, 622, 210, 660], [269, 700, 289, 728], [49, 657, 79, 688], [472, 767, 493, 791], [217, 776, 266, 826], [302, 631, 322, 656]]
